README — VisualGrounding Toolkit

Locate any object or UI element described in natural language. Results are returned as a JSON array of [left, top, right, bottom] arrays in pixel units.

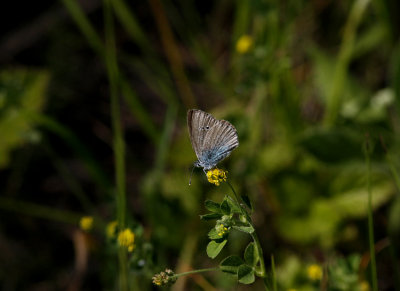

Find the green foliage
[[205, 200, 222, 213], [244, 242, 259, 267], [220, 255, 243, 274], [0, 69, 48, 168], [206, 240, 227, 259], [328, 255, 363, 291], [237, 264, 255, 284]]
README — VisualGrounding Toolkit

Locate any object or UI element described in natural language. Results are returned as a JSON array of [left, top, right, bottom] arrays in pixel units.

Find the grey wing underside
[[188, 109, 239, 168], [187, 109, 217, 159], [201, 119, 239, 166]]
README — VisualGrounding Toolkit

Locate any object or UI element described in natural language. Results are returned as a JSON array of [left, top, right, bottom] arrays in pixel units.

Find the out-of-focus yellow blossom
[[288, 289, 297, 291], [106, 221, 118, 238], [79, 216, 93, 231], [307, 264, 323, 281], [206, 168, 227, 186], [236, 35, 253, 54], [360, 280, 370, 291], [117, 228, 135, 252]]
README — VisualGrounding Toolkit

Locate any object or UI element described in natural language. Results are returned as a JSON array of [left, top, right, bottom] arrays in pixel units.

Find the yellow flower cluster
[[79, 216, 93, 231], [117, 228, 135, 252], [216, 224, 229, 237], [236, 35, 253, 54], [206, 168, 227, 186], [307, 264, 322, 281]]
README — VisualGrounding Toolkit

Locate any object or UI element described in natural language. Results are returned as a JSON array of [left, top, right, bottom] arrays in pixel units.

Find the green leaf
[[0, 69, 49, 169], [240, 194, 252, 210], [220, 199, 231, 215], [220, 255, 243, 274], [200, 213, 222, 221], [237, 264, 255, 284], [244, 242, 259, 266], [206, 240, 227, 259], [205, 200, 221, 213], [208, 228, 222, 240], [225, 196, 241, 213], [232, 225, 254, 234]]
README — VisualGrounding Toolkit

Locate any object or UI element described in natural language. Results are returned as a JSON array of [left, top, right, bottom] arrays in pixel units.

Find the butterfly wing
[[187, 109, 239, 169], [187, 109, 218, 160], [200, 119, 239, 169]]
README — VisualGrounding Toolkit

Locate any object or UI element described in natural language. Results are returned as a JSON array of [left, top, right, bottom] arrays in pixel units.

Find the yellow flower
[[106, 221, 118, 238], [79, 216, 93, 231], [117, 228, 135, 252], [206, 168, 227, 186], [216, 224, 229, 237], [307, 264, 323, 281], [360, 280, 370, 291], [236, 35, 253, 54]]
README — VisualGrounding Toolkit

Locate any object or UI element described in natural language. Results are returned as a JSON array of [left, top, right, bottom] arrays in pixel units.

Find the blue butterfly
[[187, 109, 239, 171]]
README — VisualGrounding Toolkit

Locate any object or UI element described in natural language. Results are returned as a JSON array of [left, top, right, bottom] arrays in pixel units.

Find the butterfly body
[[187, 109, 239, 171]]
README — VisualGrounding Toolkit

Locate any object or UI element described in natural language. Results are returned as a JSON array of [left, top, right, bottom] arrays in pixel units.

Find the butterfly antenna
[[189, 165, 196, 186]]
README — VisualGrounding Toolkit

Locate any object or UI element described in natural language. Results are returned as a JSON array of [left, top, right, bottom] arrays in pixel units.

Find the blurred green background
[[1, 0, 400, 290]]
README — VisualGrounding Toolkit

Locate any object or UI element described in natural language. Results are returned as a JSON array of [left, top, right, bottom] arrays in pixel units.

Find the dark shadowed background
[[1, 0, 400, 290]]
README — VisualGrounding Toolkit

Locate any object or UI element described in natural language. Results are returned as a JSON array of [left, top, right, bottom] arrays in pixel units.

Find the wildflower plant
[[153, 166, 270, 288]]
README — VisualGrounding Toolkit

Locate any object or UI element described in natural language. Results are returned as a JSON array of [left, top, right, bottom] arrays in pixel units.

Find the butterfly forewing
[[187, 109, 217, 159]]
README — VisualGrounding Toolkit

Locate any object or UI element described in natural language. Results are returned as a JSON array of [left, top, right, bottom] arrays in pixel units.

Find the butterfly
[[187, 109, 239, 172]]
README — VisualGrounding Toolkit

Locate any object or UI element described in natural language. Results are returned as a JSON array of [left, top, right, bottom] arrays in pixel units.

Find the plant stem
[[271, 254, 277, 291], [323, 0, 371, 126], [365, 140, 378, 291], [104, 0, 128, 289], [0, 197, 81, 224], [174, 267, 220, 279], [227, 181, 267, 289]]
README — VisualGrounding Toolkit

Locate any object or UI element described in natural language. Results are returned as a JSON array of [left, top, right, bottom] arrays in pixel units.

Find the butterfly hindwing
[[200, 119, 239, 167], [187, 109, 239, 170]]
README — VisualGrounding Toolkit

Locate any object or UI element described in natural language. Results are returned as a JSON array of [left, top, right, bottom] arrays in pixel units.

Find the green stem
[[227, 181, 267, 288], [61, 0, 159, 145], [365, 142, 378, 291], [0, 197, 81, 224], [174, 267, 220, 279], [103, 0, 128, 289], [226, 181, 251, 221], [271, 254, 277, 291], [323, 0, 371, 126]]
